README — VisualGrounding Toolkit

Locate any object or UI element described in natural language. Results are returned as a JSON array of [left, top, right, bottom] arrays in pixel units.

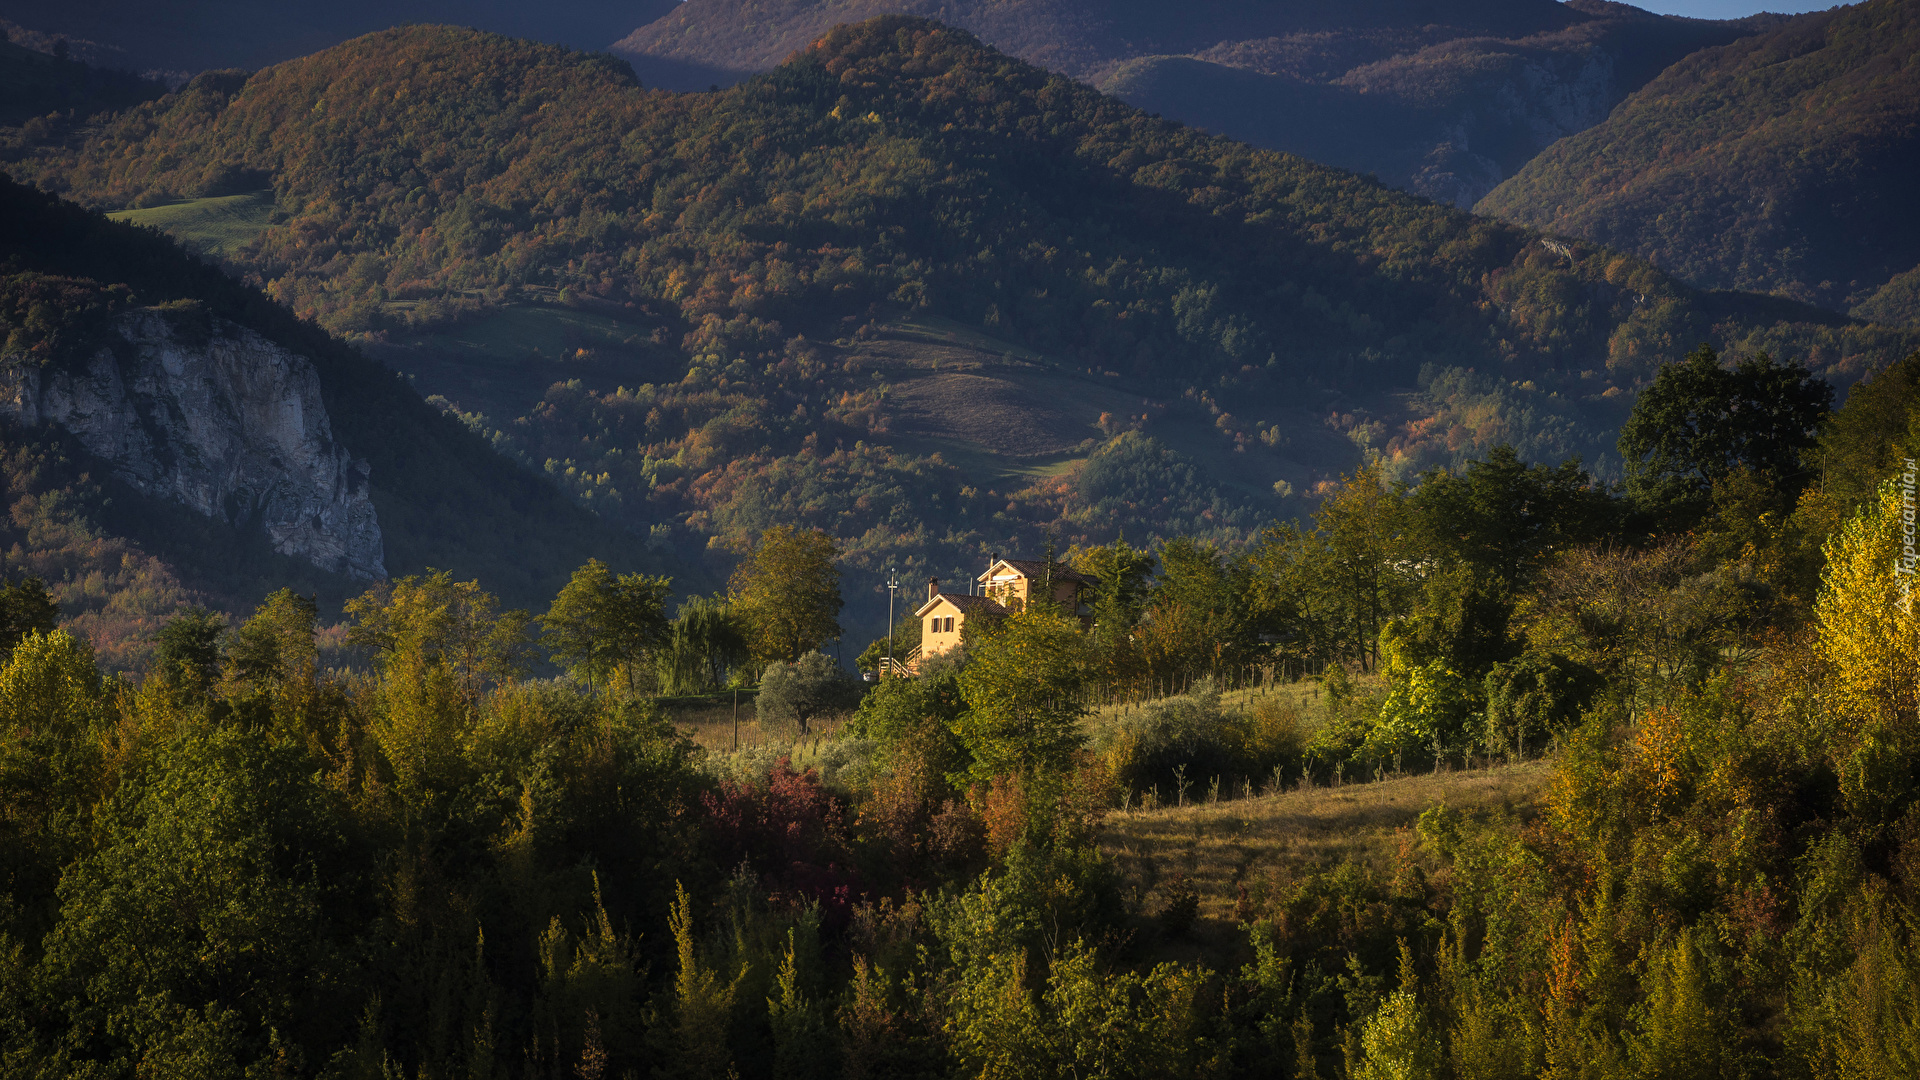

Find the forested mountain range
[[9, 17, 1914, 626], [612, 0, 1784, 206], [0, 176, 678, 665], [1478, 0, 1920, 326]]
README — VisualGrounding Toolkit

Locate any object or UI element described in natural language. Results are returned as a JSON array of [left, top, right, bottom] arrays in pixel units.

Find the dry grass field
[[657, 690, 856, 764], [666, 670, 1553, 962], [1099, 760, 1554, 954], [1087, 677, 1338, 728]]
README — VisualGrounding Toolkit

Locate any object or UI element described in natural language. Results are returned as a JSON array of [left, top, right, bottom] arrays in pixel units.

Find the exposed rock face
[[1403, 48, 1616, 208], [0, 308, 386, 578]]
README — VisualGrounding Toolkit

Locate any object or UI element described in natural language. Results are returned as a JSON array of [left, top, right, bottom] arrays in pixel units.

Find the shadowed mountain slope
[[0, 0, 682, 76], [1479, 0, 1920, 325], [0, 175, 680, 663], [0, 29, 166, 122], [11, 19, 1912, 615]]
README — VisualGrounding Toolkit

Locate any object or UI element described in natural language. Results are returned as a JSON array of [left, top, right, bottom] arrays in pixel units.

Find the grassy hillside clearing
[[105, 190, 276, 258]]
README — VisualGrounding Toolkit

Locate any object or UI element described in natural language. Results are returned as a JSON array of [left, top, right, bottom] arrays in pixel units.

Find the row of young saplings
[[1114, 746, 1546, 813]]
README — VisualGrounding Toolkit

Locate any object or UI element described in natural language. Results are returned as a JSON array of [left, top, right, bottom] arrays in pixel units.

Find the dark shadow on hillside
[[620, 52, 754, 91], [1699, 289, 1858, 329]]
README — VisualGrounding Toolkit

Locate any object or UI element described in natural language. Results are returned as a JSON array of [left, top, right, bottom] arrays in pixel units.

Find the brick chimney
[[927, 577, 940, 599]]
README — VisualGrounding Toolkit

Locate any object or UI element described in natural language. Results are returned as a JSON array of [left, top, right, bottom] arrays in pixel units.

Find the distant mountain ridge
[[1477, 0, 1920, 326], [612, 0, 1595, 82], [0, 0, 682, 75], [611, 0, 1783, 205]]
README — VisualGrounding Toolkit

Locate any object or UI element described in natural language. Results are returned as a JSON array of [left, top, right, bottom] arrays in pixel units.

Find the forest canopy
[[2, 342, 1920, 1076], [9, 17, 1914, 621]]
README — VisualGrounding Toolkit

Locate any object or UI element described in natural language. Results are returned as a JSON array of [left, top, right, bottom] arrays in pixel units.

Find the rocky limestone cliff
[[0, 308, 386, 578], [1404, 49, 1615, 208]]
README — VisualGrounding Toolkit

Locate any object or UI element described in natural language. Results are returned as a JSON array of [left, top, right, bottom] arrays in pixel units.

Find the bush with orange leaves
[[973, 753, 1117, 861]]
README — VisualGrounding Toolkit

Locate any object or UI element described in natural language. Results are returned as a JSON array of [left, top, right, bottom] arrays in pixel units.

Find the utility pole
[[885, 565, 900, 678]]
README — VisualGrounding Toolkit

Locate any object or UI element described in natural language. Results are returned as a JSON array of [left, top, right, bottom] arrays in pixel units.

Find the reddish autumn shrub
[[700, 757, 863, 922]]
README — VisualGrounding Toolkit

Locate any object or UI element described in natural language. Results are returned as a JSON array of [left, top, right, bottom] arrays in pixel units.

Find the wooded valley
[[0, 4, 1917, 1078]]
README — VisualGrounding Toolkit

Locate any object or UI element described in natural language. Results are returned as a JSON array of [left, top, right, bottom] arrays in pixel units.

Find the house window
[[930, 617, 940, 634], [944, 617, 955, 633]]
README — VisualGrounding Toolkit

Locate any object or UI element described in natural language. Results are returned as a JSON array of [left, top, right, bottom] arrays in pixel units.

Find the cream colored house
[[913, 588, 1005, 664], [977, 557, 1095, 613], [896, 558, 1095, 672]]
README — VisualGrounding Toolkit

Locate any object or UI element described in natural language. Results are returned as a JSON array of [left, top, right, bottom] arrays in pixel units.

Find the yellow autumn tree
[[347, 571, 535, 804], [728, 526, 843, 666], [1815, 484, 1920, 818]]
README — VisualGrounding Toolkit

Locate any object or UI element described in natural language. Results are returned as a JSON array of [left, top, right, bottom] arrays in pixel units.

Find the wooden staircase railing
[[880, 644, 922, 678]]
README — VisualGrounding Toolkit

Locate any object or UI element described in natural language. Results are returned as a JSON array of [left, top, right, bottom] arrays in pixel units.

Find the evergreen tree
[[0, 575, 57, 659], [150, 607, 225, 699]]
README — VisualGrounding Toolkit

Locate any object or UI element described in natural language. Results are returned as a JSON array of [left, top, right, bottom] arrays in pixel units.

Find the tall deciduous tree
[[1816, 487, 1920, 821], [1814, 350, 1920, 511], [347, 570, 536, 703], [1136, 537, 1249, 684], [1406, 444, 1616, 592], [1295, 464, 1415, 672], [1069, 537, 1155, 634], [0, 629, 108, 948], [1619, 345, 1831, 529], [348, 571, 536, 802], [1385, 446, 1618, 688], [1522, 540, 1751, 709], [657, 595, 750, 695], [37, 723, 361, 1078], [541, 559, 674, 696], [729, 526, 843, 666], [955, 604, 1088, 779]]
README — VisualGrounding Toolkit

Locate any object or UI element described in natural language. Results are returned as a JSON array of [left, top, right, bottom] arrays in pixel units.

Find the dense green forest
[[1478, 0, 1920, 326], [12, 17, 1915, 614], [4, 316, 1920, 1076], [0, 175, 680, 661]]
